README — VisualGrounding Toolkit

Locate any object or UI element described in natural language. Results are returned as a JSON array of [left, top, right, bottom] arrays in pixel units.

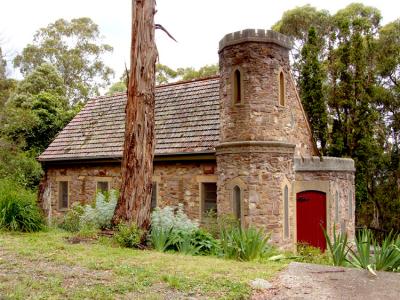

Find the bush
[[323, 226, 349, 266], [0, 179, 44, 232], [220, 225, 270, 261], [114, 223, 144, 248], [80, 190, 118, 229], [59, 190, 118, 232], [149, 204, 198, 252]]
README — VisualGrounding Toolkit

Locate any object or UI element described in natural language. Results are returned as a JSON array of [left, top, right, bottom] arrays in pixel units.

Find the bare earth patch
[[255, 262, 400, 299]]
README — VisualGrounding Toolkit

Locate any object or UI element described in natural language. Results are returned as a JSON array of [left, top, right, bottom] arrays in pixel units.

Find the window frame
[[231, 67, 244, 105], [58, 180, 69, 211], [278, 69, 286, 107], [283, 185, 289, 239], [197, 175, 218, 222]]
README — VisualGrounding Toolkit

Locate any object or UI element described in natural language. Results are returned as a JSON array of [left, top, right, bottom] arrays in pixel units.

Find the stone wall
[[43, 160, 217, 221], [216, 141, 296, 248], [218, 29, 316, 158], [294, 157, 356, 242]]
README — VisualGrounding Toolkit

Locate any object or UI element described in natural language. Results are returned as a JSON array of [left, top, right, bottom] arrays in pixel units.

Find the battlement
[[294, 156, 355, 172], [219, 29, 293, 52]]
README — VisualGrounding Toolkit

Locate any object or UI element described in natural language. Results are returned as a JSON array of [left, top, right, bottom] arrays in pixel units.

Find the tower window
[[279, 71, 285, 106], [233, 185, 241, 224], [233, 69, 242, 104]]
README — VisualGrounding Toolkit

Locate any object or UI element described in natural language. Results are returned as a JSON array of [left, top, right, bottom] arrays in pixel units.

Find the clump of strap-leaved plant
[[323, 227, 400, 274]]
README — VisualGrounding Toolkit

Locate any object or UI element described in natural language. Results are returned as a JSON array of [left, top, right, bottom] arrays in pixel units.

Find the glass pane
[[151, 182, 157, 210], [202, 183, 217, 214], [233, 186, 241, 220], [59, 181, 68, 209], [97, 181, 109, 193]]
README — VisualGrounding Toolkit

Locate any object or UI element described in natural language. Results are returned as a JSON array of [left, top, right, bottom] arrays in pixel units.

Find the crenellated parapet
[[219, 29, 293, 52]]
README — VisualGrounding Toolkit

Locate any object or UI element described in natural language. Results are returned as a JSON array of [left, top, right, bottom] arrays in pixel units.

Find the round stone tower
[[216, 29, 301, 248]]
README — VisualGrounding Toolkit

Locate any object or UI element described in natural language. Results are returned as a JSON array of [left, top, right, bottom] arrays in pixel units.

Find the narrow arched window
[[233, 69, 241, 104], [348, 191, 353, 219], [335, 191, 339, 224], [279, 71, 285, 106], [284, 185, 289, 239], [233, 185, 241, 222]]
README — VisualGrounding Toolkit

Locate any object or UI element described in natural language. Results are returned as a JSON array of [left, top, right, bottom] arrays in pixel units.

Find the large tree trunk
[[112, 0, 158, 230]]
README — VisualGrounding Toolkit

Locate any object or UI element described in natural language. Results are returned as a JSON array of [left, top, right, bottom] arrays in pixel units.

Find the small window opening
[[97, 181, 109, 194], [335, 191, 339, 224], [202, 182, 217, 216], [279, 71, 285, 106], [58, 181, 69, 210], [233, 185, 241, 224], [348, 191, 353, 219], [233, 69, 241, 104], [284, 185, 289, 239], [151, 182, 158, 210]]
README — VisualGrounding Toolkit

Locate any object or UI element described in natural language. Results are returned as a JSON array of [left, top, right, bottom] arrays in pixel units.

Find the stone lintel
[[294, 156, 355, 172], [219, 29, 293, 52], [216, 141, 296, 155]]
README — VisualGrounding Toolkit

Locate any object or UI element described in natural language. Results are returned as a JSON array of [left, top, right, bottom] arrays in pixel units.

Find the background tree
[[299, 27, 328, 154], [13, 18, 114, 104], [0, 47, 16, 108], [112, 0, 158, 231], [177, 64, 218, 81]]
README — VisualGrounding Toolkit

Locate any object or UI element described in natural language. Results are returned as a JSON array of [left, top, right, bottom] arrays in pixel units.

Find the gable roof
[[38, 77, 220, 162]]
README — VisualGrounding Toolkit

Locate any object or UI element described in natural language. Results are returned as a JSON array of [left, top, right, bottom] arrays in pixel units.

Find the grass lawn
[[0, 229, 287, 299]]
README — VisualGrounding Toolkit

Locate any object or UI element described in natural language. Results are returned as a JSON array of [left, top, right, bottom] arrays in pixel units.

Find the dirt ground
[[253, 262, 400, 300]]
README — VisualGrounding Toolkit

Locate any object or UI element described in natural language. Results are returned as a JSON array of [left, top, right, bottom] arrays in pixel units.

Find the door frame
[[294, 181, 330, 249]]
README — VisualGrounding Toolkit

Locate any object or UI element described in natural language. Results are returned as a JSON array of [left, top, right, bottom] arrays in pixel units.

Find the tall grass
[[0, 179, 43, 232]]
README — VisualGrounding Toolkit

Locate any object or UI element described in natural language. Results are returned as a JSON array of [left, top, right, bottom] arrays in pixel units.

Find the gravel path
[[253, 262, 400, 299]]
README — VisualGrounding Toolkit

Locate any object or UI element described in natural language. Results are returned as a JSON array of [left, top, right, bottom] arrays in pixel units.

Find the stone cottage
[[39, 29, 355, 250]]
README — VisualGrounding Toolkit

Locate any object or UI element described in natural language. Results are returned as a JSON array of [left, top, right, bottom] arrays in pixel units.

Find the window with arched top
[[233, 185, 241, 223], [284, 185, 289, 239], [279, 71, 285, 106], [335, 191, 339, 224], [233, 69, 242, 104]]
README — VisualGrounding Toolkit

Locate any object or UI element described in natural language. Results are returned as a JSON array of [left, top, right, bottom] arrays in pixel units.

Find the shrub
[[58, 203, 84, 232], [348, 229, 374, 270], [80, 190, 118, 229], [191, 229, 220, 255], [323, 226, 349, 266], [150, 204, 198, 252], [295, 244, 331, 265], [373, 231, 400, 271], [220, 225, 270, 261], [114, 223, 144, 248], [0, 179, 44, 232]]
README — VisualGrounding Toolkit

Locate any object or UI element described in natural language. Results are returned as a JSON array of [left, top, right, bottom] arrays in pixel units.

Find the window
[[233, 69, 242, 104], [284, 185, 289, 239], [348, 191, 353, 219], [58, 181, 69, 210], [233, 185, 241, 223], [97, 181, 109, 194], [335, 191, 339, 224], [279, 71, 285, 106], [202, 182, 217, 215], [151, 182, 158, 210]]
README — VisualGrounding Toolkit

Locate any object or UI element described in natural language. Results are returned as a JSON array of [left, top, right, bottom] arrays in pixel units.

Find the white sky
[[1, 0, 399, 84]]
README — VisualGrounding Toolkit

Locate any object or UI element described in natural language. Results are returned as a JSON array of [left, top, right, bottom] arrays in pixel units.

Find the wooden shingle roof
[[39, 77, 220, 162]]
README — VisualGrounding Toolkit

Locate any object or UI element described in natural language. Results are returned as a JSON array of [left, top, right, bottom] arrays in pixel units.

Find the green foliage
[[13, 18, 114, 103], [59, 190, 118, 232], [149, 227, 173, 252], [156, 64, 179, 85], [2, 64, 78, 154], [299, 26, 328, 153], [114, 223, 144, 248], [294, 244, 331, 265], [191, 229, 219, 255], [80, 190, 118, 229], [0, 139, 43, 189], [323, 226, 349, 266], [219, 225, 270, 261], [348, 229, 375, 270], [373, 231, 400, 271], [177, 64, 219, 81], [0, 179, 44, 232]]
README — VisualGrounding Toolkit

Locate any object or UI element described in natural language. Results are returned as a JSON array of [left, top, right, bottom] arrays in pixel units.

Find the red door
[[296, 191, 326, 251]]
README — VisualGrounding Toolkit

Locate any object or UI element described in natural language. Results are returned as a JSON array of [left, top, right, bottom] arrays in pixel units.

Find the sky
[[1, 0, 399, 83]]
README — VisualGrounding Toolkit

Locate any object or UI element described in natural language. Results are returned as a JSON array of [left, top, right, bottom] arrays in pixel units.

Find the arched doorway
[[296, 191, 326, 251]]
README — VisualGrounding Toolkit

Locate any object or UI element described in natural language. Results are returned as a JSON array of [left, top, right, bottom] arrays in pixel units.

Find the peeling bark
[[112, 0, 158, 230]]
